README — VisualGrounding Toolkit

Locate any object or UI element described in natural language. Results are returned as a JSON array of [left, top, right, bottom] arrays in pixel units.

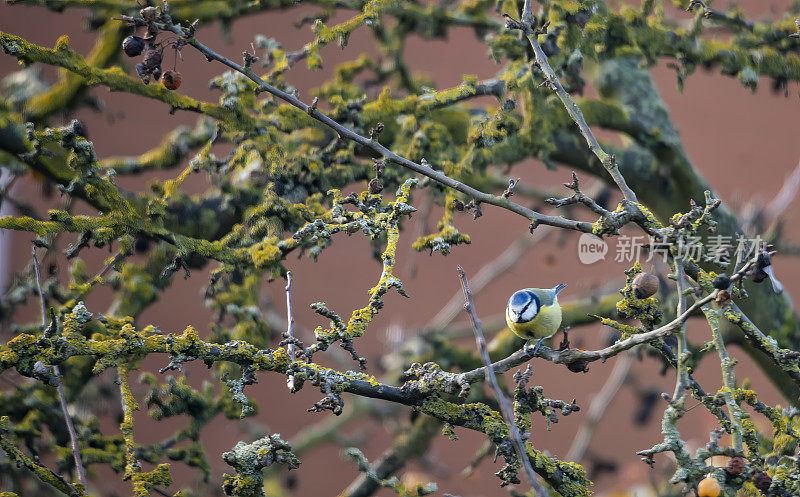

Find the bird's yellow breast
[[505, 298, 562, 338]]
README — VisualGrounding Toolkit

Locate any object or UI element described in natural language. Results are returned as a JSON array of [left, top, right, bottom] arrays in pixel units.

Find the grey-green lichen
[[602, 262, 663, 336], [343, 447, 437, 497], [2, 1, 800, 496], [221, 434, 299, 497], [417, 397, 590, 494]]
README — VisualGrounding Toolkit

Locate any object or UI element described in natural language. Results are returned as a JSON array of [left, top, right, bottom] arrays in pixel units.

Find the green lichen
[[221, 434, 299, 497], [609, 262, 663, 334], [2, 1, 800, 496]]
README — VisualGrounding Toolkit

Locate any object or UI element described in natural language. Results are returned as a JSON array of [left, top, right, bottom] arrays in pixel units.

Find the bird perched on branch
[[505, 284, 566, 354]]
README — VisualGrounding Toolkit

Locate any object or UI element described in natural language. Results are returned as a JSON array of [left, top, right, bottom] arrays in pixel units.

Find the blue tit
[[505, 284, 567, 340]]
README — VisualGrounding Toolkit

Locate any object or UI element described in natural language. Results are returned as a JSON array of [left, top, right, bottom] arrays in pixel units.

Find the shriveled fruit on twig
[[632, 272, 658, 299], [122, 35, 144, 57], [162, 70, 182, 90]]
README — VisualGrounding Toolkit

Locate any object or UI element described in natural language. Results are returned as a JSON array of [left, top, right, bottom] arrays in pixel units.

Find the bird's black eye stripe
[[514, 291, 540, 318], [528, 292, 540, 315]]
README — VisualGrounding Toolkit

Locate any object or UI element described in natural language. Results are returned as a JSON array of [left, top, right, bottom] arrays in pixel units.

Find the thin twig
[[687, 0, 754, 31], [428, 228, 550, 331], [765, 157, 800, 221], [456, 266, 546, 496], [514, 0, 638, 203], [142, 12, 595, 234], [32, 248, 48, 329], [92, 251, 124, 284], [406, 192, 433, 279], [460, 440, 494, 477], [340, 416, 440, 497], [285, 271, 296, 392], [459, 257, 759, 379], [32, 246, 88, 491], [672, 257, 690, 401], [546, 172, 610, 217], [704, 305, 744, 451], [428, 181, 604, 332]]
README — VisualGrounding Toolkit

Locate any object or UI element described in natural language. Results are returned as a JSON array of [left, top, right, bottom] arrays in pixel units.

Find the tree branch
[[511, 3, 638, 203], [456, 266, 546, 495], [32, 246, 88, 492]]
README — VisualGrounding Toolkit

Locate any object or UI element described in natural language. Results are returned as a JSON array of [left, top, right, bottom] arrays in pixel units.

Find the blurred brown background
[[1, 1, 799, 496]]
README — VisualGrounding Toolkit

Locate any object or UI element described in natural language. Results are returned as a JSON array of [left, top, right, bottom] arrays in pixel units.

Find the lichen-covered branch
[[2, 1, 800, 496]]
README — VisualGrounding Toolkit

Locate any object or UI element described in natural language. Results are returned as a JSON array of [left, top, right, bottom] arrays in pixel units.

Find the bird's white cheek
[[520, 306, 538, 322]]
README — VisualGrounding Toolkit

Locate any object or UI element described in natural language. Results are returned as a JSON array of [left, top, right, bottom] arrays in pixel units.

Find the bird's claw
[[524, 337, 546, 357]]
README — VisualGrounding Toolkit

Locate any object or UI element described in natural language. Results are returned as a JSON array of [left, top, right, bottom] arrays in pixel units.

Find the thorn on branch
[[308, 382, 344, 415], [279, 335, 310, 361], [160, 255, 190, 280], [502, 178, 520, 199], [341, 339, 367, 370], [464, 199, 482, 219], [65, 231, 92, 259], [502, 13, 527, 32], [242, 42, 260, 68], [546, 172, 609, 216], [535, 21, 550, 35], [187, 19, 199, 38], [558, 328, 571, 351], [307, 97, 318, 115], [791, 19, 800, 38], [369, 122, 384, 139], [536, 77, 556, 91]]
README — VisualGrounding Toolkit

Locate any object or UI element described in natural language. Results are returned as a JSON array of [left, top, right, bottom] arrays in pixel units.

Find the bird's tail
[[552, 283, 567, 295]]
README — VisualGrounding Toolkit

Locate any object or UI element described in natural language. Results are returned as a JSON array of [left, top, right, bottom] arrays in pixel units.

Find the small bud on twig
[[307, 97, 318, 115]]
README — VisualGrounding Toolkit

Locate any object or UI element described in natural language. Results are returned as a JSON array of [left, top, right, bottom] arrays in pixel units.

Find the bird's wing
[[528, 288, 553, 306]]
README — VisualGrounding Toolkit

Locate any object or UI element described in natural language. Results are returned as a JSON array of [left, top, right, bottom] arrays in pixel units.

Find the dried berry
[[726, 456, 746, 476], [122, 35, 144, 57], [632, 272, 659, 299], [162, 70, 182, 90], [452, 199, 464, 211], [142, 48, 162, 70], [752, 470, 772, 493], [697, 476, 721, 497], [566, 358, 589, 373], [712, 273, 730, 290], [152, 65, 162, 81], [715, 289, 731, 307], [140, 6, 158, 22], [368, 177, 383, 195]]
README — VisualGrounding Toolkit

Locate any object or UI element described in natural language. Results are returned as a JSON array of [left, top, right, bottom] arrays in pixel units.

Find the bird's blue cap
[[510, 291, 532, 308]]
